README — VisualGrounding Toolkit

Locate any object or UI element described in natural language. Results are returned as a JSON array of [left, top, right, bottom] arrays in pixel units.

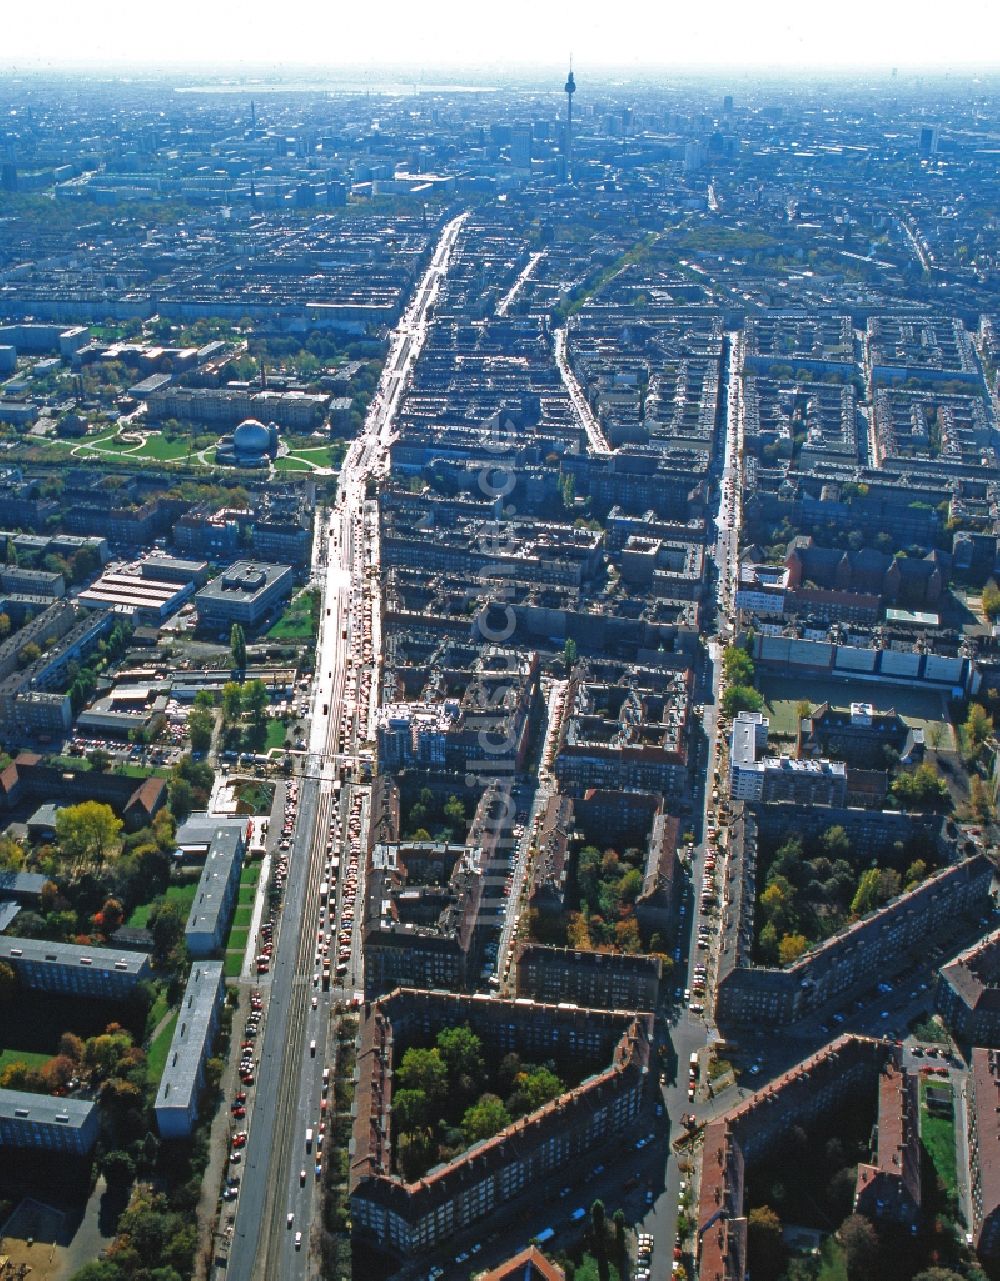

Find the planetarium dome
[[233, 418, 272, 455]]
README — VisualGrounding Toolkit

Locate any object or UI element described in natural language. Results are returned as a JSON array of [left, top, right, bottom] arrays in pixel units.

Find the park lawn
[[226, 926, 250, 954], [268, 591, 318, 640], [816, 1236, 848, 1281], [920, 1077, 958, 1199], [265, 719, 287, 751], [127, 882, 198, 928], [145, 987, 169, 1039], [288, 445, 335, 467], [146, 1012, 178, 1085], [0, 1048, 51, 1074], [223, 951, 244, 978], [572, 1256, 622, 1281], [273, 456, 310, 473], [134, 433, 196, 461]]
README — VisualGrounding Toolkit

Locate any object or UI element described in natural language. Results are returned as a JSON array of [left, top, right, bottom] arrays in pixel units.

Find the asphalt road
[[222, 212, 470, 1281]]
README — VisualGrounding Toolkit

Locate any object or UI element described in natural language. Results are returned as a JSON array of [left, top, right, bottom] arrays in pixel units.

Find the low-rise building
[[195, 560, 294, 632], [154, 961, 225, 1138]]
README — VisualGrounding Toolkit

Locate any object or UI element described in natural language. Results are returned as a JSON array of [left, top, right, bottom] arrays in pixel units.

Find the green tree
[[892, 763, 949, 809], [230, 623, 247, 677], [17, 641, 41, 668], [393, 1087, 428, 1132], [778, 933, 808, 964], [243, 679, 269, 727], [722, 685, 764, 717], [965, 703, 994, 755], [462, 1093, 510, 1143], [222, 681, 243, 725], [0, 959, 15, 1004], [168, 777, 195, 824], [147, 901, 186, 968], [100, 1149, 136, 1186], [87, 747, 113, 773], [851, 868, 882, 917], [188, 707, 213, 754], [840, 1214, 880, 1281], [971, 774, 992, 822], [56, 801, 123, 867], [396, 1047, 448, 1103], [722, 645, 755, 686], [435, 1025, 485, 1086], [747, 1205, 786, 1281], [517, 1066, 563, 1113], [564, 637, 578, 671], [193, 689, 215, 710], [982, 579, 1000, 620], [820, 826, 851, 861], [0, 613, 10, 639]]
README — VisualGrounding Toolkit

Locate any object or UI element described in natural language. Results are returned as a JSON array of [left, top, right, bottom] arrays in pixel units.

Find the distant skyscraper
[[723, 94, 734, 115], [564, 66, 576, 182], [250, 99, 256, 130], [511, 125, 532, 171], [919, 125, 939, 158]]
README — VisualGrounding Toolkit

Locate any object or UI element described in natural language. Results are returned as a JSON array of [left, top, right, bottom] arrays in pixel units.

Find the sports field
[[755, 671, 955, 746]]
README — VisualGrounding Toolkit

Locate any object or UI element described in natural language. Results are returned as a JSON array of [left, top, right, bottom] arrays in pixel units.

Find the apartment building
[[0, 937, 152, 997], [350, 989, 652, 1256], [936, 929, 1000, 1047], [514, 944, 662, 1012], [0, 1089, 100, 1154], [854, 1062, 922, 1227], [729, 711, 847, 807], [966, 1047, 1000, 1261], [154, 961, 225, 1139], [184, 825, 247, 958], [717, 808, 991, 1029], [698, 1037, 892, 1281]]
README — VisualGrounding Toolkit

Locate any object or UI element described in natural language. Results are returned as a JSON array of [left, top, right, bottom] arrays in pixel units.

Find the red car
[[232, 1106, 246, 1119]]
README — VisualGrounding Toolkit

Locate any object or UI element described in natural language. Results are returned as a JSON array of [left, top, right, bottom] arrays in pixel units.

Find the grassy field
[[144, 988, 169, 1040], [268, 590, 318, 640], [920, 1076, 958, 1199], [223, 951, 244, 978], [274, 456, 310, 473], [226, 926, 250, 954], [265, 718, 288, 751], [133, 433, 197, 461], [0, 1048, 51, 1074], [146, 1012, 178, 1085], [233, 905, 253, 928], [127, 882, 198, 929], [756, 671, 954, 743]]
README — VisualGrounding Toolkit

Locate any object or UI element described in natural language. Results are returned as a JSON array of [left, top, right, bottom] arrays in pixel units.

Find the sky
[[3, 0, 999, 72]]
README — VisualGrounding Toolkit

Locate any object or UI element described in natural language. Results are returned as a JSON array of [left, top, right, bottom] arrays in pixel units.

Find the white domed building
[[216, 418, 279, 468]]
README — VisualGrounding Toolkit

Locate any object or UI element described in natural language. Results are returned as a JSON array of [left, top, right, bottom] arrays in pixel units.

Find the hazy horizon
[[4, 0, 999, 75]]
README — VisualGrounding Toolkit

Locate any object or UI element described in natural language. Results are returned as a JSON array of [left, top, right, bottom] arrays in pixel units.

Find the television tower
[[564, 63, 576, 183]]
